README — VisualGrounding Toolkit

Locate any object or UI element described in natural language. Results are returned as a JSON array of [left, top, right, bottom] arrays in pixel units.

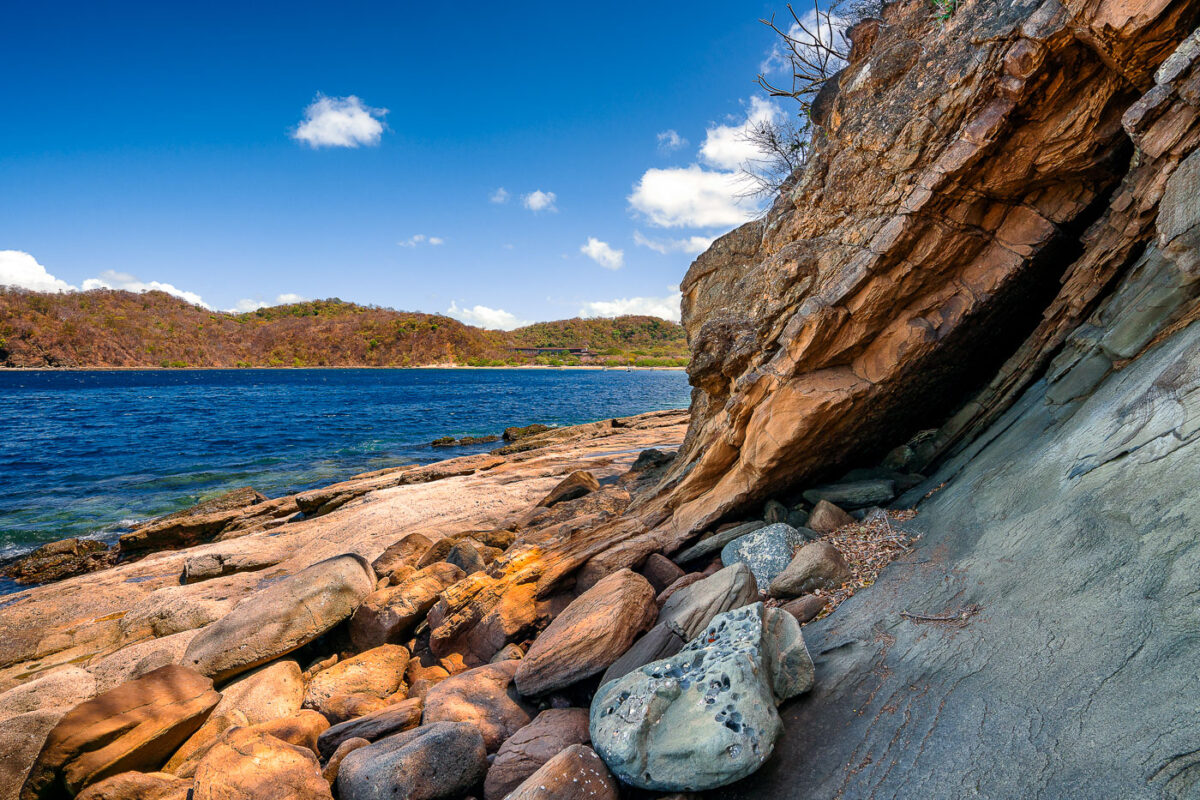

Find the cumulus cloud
[[398, 234, 445, 247], [292, 94, 387, 148], [633, 230, 715, 256], [229, 293, 310, 313], [699, 96, 784, 171], [490, 187, 510, 204], [657, 129, 688, 152], [522, 190, 558, 212], [579, 287, 682, 322], [447, 301, 528, 331], [82, 270, 211, 308], [580, 237, 624, 270], [0, 250, 77, 293], [628, 165, 757, 229]]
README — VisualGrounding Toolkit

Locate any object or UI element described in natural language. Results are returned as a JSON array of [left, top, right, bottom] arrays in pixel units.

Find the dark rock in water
[[336, 721, 487, 800], [536, 470, 600, 508], [430, 436, 455, 447], [1, 538, 115, 585], [432, 434, 500, 447], [503, 423, 551, 442], [802, 479, 895, 509]]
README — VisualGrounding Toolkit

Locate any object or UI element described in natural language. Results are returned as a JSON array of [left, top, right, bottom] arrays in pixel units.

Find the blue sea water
[[0, 368, 691, 558]]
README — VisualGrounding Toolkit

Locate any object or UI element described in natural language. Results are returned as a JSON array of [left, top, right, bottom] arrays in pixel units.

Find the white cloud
[[699, 96, 784, 171], [580, 237, 624, 270], [447, 301, 528, 331], [657, 129, 688, 152], [628, 165, 758, 229], [292, 94, 387, 149], [82, 270, 211, 308], [633, 230, 715, 256], [0, 250, 77, 293], [760, 10, 849, 81], [522, 190, 558, 213], [398, 234, 445, 247], [490, 187, 510, 204], [579, 287, 682, 322], [229, 293, 310, 313]]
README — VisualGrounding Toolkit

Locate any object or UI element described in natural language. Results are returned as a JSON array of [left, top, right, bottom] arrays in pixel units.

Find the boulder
[[371, 533, 433, 582], [182, 553, 375, 682], [336, 721, 487, 800], [317, 698, 424, 760], [639, 553, 685, 594], [768, 542, 851, 598], [165, 659, 304, 775], [191, 727, 332, 800], [806, 499, 856, 534], [536, 470, 600, 508], [181, 550, 283, 584], [720, 523, 808, 587], [786, 508, 811, 530], [514, 569, 657, 697], [75, 772, 190, 800], [415, 538, 456, 568], [349, 562, 464, 651], [671, 520, 765, 563], [801, 480, 895, 510], [781, 594, 827, 625], [322, 737, 370, 785], [484, 708, 592, 800], [248, 709, 330, 755], [589, 603, 813, 791], [505, 744, 618, 800], [597, 620, 687, 688], [423, 660, 533, 752], [319, 693, 392, 725], [20, 664, 220, 799], [656, 562, 758, 640], [302, 645, 409, 718], [445, 539, 486, 575]]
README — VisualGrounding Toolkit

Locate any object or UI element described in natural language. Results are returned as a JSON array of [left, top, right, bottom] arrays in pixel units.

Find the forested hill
[[0, 289, 688, 368]]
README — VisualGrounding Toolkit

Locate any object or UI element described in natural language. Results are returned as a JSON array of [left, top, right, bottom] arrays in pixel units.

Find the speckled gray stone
[[589, 603, 813, 792], [719, 524, 808, 587]]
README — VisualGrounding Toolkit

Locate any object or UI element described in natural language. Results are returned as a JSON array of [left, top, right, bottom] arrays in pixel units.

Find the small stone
[[349, 562, 464, 651], [75, 771, 190, 800], [807, 499, 856, 533], [371, 533, 433, 582], [781, 594, 827, 624], [769, 542, 852, 598], [786, 508, 811, 530], [491, 643, 525, 663], [639, 553, 686, 594], [536, 471, 600, 508], [446, 540, 487, 575]]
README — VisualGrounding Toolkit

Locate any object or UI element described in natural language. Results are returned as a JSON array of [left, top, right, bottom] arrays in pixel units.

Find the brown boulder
[[20, 664, 220, 799], [371, 533, 433, 582], [445, 539, 487, 575], [191, 727, 332, 800], [75, 772, 190, 800], [505, 744, 618, 800], [317, 697, 423, 759], [302, 645, 409, 718], [639, 552, 685, 594], [782, 594, 828, 625], [536, 471, 600, 508], [514, 569, 657, 697], [422, 660, 534, 752], [768, 542, 852, 598], [807, 500, 856, 534], [319, 693, 393, 725], [350, 563, 464, 651], [321, 737, 370, 785], [483, 708, 591, 800], [248, 709, 331, 756]]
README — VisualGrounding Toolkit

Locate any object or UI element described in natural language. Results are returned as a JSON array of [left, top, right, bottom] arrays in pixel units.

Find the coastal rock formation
[[182, 553, 375, 681], [589, 603, 813, 791]]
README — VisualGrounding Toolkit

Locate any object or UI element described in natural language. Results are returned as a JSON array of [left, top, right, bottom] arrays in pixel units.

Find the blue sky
[[0, 1, 803, 328]]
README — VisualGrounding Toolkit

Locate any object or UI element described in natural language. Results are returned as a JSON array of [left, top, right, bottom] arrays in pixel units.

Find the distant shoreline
[[0, 364, 688, 372]]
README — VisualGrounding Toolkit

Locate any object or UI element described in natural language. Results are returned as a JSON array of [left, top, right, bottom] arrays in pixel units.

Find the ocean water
[[0, 368, 691, 558]]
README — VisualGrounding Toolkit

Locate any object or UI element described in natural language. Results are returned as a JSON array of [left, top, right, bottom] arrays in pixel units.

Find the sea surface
[[0, 368, 690, 559]]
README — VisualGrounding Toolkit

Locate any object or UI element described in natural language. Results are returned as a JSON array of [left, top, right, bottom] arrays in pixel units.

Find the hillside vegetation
[[0, 289, 688, 368]]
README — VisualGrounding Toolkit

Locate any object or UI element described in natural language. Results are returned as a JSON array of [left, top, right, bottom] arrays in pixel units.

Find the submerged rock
[[589, 603, 812, 792]]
